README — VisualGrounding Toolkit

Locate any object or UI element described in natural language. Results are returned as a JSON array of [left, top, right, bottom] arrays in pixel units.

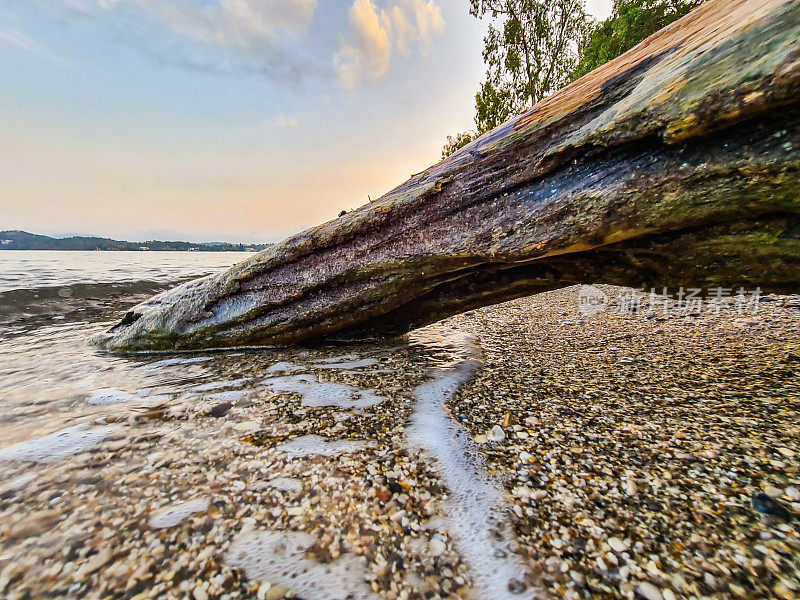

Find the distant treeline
[[0, 230, 272, 252]]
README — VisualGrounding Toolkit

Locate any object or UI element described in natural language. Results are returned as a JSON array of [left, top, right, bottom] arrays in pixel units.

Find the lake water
[[0, 250, 253, 293], [0, 249, 529, 598]]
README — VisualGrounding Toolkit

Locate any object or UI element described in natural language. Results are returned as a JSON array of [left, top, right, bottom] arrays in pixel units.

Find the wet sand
[[0, 286, 798, 599]]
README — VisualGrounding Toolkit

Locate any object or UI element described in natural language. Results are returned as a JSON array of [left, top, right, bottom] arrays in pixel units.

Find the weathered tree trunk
[[98, 0, 800, 351]]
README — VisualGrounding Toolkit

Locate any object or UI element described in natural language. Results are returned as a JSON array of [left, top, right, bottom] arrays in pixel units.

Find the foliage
[[442, 131, 478, 159], [471, 0, 590, 130], [443, 0, 589, 157], [570, 0, 704, 81], [443, 0, 708, 158]]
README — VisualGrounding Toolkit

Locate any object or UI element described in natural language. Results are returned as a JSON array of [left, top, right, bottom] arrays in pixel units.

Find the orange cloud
[[334, 0, 445, 89]]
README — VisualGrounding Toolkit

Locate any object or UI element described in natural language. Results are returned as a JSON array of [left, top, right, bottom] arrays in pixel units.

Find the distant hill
[[0, 230, 272, 252]]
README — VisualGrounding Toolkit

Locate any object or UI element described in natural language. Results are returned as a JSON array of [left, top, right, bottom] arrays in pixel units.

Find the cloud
[[11, 0, 325, 82], [335, 0, 392, 89], [126, 0, 317, 49], [0, 27, 71, 65], [391, 0, 445, 56], [334, 0, 444, 89]]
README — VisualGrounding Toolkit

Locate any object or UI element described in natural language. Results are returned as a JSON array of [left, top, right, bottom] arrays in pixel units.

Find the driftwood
[[99, 0, 800, 351]]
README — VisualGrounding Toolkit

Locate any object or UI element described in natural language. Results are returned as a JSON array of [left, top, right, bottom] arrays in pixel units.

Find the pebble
[[192, 586, 209, 600], [428, 538, 446, 556], [233, 421, 259, 432], [206, 401, 233, 418], [73, 549, 112, 581], [764, 485, 783, 498], [608, 537, 628, 553], [636, 581, 664, 600], [6, 509, 61, 539], [487, 425, 506, 442]]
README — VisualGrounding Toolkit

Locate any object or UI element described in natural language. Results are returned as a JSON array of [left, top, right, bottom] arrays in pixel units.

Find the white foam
[[313, 358, 380, 370], [88, 388, 138, 405], [318, 354, 359, 363], [266, 361, 305, 374], [209, 390, 249, 402], [225, 530, 377, 600], [143, 356, 212, 371], [275, 435, 366, 458], [264, 374, 385, 409], [192, 378, 249, 392], [407, 328, 529, 599], [148, 498, 209, 529], [0, 424, 120, 463]]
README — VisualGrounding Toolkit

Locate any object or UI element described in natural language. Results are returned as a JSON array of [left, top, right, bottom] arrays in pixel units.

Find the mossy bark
[[98, 0, 800, 351]]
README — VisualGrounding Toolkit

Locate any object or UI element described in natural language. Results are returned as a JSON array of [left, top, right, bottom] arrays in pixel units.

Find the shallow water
[[0, 255, 531, 598], [0, 250, 252, 293]]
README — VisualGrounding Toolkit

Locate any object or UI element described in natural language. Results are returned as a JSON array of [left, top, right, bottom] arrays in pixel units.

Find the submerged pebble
[[0, 424, 120, 463], [149, 498, 210, 529]]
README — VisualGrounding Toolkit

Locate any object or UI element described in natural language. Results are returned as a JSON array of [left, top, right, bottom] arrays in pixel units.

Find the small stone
[[264, 585, 288, 600], [193, 587, 209, 600], [765, 485, 783, 498], [608, 537, 628, 553], [206, 401, 232, 418], [729, 583, 747, 597], [487, 425, 506, 443], [775, 582, 794, 600], [752, 492, 794, 521], [428, 537, 446, 556], [703, 572, 716, 589], [234, 421, 259, 432], [73, 549, 112, 581], [636, 581, 663, 600]]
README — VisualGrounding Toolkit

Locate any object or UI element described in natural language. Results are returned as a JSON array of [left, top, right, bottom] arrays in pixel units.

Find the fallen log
[[98, 0, 800, 351]]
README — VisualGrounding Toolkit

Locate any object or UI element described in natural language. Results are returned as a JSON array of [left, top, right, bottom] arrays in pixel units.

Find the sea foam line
[[406, 329, 530, 599]]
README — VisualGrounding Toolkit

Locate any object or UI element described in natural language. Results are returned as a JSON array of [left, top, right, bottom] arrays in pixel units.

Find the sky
[[0, 0, 613, 243]]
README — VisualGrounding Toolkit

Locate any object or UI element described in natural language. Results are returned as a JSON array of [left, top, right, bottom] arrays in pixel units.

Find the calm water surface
[[0, 250, 253, 292], [0, 251, 254, 444]]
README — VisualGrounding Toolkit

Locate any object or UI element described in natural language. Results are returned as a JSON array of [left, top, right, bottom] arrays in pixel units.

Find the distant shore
[[0, 230, 271, 252], [0, 248, 261, 252]]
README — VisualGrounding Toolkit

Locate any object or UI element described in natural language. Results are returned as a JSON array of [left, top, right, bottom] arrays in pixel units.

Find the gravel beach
[[0, 285, 798, 599]]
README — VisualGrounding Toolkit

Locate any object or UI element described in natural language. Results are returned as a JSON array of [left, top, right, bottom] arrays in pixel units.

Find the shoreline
[[0, 286, 797, 599]]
